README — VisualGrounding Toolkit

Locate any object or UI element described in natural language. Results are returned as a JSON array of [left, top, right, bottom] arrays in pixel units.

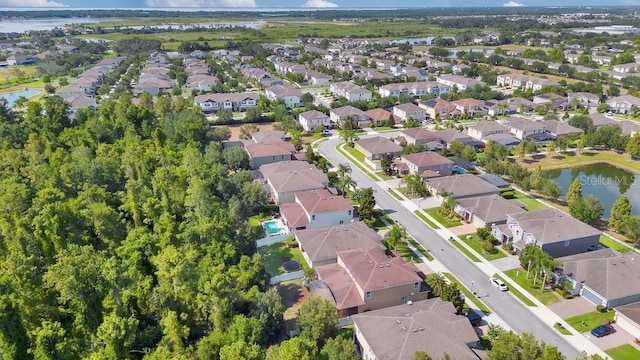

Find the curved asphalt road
[[318, 137, 582, 359]]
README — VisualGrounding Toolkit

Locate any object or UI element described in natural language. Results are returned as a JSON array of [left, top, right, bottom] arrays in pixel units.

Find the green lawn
[[503, 268, 562, 305], [258, 242, 310, 278], [370, 210, 393, 230], [450, 238, 481, 262], [248, 206, 279, 227], [388, 189, 404, 201], [493, 273, 537, 307], [461, 233, 507, 261], [384, 238, 420, 263], [375, 171, 393, 180], [518, 150, 640, 175], [512, 192, 547, 211], [373, 126, 394, 132], [443, 273, 491, 315], [606, 344, 640, 360], [599, 234, 632, 253], [407, 237, 434, 261], [342, 145, 366, 163], [414, 210, 438, 228], [425, 208, 462, 228], [565, 311, 615, 333], [335, 145, 378, 181], [553, 322, 572, 335]]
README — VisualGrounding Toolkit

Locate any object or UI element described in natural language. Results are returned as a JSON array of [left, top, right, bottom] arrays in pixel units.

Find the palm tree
[[338, 175, 356, 195], [401, 173, 426, 197], [426, 272, 447, 297], [540, 255, 561, 293], [336, 163, 352, 180], [385, 223, 406, 252]]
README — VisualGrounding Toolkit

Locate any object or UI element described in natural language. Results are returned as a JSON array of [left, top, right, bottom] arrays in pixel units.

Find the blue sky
[[1, 0, 639, 8]]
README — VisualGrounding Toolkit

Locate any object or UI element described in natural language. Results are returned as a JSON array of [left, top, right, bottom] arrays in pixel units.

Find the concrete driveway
[[586, 325, 640, 351], [548, 297, 597, 319]]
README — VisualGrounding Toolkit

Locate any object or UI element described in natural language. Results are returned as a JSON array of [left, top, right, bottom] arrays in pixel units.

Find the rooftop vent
[[397, 320, 402, 324]]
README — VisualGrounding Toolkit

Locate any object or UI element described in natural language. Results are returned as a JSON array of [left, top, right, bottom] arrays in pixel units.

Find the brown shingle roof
[[402, 151, 453, 168], [356, 136, 402, 155], [426, 175, 501, 199], [509, 208, 601, 245], [456, 195, 526, 225], [364, 108, 392, 121], [296, 222, 383, 265], [245, 141, 296, 158], [296, 189, 353, 215], [401, 128, 438, 141], [351, 299, 480, 360]]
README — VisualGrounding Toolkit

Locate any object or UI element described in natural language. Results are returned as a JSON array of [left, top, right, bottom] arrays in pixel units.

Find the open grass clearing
[[517, 150, 640, 175], [493, 273, 536, 307], [512, 192, 548, 211], [599, 234, 633, 253], [370, 209, 393, 230], [503, 268, 562, 305], [565, 310, 615, 333], [461, 233, 507, 261], [553, 322, 572, 335], [414, 210, 438, 228], [450, 238, 481, 262], [258, 241, 310, 278], [425, 207, 462, 228], [383, 238, 420, 264], [335, 144, 379, 181], [605, 344, 640, 360], [443, 273, 491, 315]]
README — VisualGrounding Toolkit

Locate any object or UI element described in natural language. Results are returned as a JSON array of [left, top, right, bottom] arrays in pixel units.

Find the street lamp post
[[471, 281, 475, 296]]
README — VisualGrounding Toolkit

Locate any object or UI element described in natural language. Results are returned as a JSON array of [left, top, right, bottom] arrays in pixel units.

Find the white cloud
[[503, 1, 524, 6], [0, 0, 67, 6], [303, 0, 338, 8], [145, 0, 257, 7]]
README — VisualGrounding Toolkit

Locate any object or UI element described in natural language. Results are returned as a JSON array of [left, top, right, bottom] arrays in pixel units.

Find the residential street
[[318, 136, 583, 359]]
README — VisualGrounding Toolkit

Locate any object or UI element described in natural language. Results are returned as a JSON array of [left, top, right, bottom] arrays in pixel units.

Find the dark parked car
[[590, 324, 616, 338]]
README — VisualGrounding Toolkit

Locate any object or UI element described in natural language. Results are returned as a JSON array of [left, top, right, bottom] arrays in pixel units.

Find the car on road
[[490, 277, 508, 291], [590, 324, 616, 338]]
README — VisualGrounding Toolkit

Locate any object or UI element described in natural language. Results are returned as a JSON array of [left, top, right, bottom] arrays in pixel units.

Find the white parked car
[[490, 277, 508, 291]]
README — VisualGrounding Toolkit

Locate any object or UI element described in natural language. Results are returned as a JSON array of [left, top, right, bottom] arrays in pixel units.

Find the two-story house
[[298, 109, 331, 132], [393, 103, 427, 122], [265, 84, 303, 109], [280, 189, 357, 232], [330, 81, 373, 102], [194, 92, 260, 113], [467, 121, 510, 141], [503, 116, 547, 140]]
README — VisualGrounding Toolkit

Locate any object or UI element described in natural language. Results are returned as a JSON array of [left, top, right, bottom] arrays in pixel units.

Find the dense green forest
[[0, 95, 297, 359]]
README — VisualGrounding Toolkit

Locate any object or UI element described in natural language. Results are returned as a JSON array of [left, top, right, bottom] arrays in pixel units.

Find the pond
[[544, 162, 640, 218], [0, 88, 42, 107]]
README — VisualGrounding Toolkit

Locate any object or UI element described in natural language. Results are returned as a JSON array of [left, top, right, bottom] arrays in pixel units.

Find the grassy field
[[565, 310, 615, 333], [599, 234, 632, 253], [512, 192, 548, 211], [0, 65, 40, 86], [553, 322, 572, 335], [503, 268, 562, 305], [493, 273, 537, 307], [425, 207, 462, 228], [414, 210, 438, 228], [443, 273, 492, 315], [517, 151, 640, 174], [449, 238, 481, 262], [461, 233, 507, 261], [606, 344, 640, 360], [258, 242, 309, 277], [407, 237, 434, 261]]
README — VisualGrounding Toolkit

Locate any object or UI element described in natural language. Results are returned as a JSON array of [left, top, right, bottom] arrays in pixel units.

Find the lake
[[0, 17, 115, 33], [0, 88, 42, 107], [544, 163, 640, 218]]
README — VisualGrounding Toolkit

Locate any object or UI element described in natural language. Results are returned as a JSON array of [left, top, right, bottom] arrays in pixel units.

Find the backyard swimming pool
[[262, 219, 287, 236], [0, 88, 42, 107]]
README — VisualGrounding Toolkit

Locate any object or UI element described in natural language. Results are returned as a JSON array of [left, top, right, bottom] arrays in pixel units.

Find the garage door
[[581, 287, 604, 306]]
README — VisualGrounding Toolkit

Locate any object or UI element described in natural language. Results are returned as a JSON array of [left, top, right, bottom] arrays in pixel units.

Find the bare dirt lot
[[277, 279, 309, 334], [224, 123, 275, 141]]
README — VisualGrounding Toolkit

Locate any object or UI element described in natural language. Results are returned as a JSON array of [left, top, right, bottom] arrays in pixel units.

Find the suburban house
[[620, 121, 640, 137], [245, 141, 296, 169], [355, 136, 403, 163], [279, 189, 357, 232], [503, 116, 547, 140], [555, 249, 640, 309], [436, 74, 484, 91], [330, 81, 373, 102], [589, 114, 617, 130], [606, 95, 640, 114], [496, 73, 559, 91], [419, 98, 459, 120], [451, 98, 487, 117], [6, 54, 38, 65], [435, 128, 484, 149], [298, 109, 331, 132], [351, 299, 481, 360], [265, 84, 303, 109], [543, 120, 584, 138], [364, 108, 393, 126], [260, 163, 329, 205], [615, 302, 640, 339], [612, 62, 640, 73], [378, 81, 450, 98], [393, 103, 427, 122], [532, 93, 567, 109], [487, 97, 535, 116], [491, 208, 601, 258], [307, 70, 332, 86], [568, 92, 600, 109], [425, 174, 501, 200], [400, 128, 440, 146], [400, 151, 454, 176], [330, 105, 370, 128], [455, 195, 526, 228], [194, 92, 259, 113], [295, 221, 383, 268], [467, 121, 510, 141], [314, 246, 429, 317]]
